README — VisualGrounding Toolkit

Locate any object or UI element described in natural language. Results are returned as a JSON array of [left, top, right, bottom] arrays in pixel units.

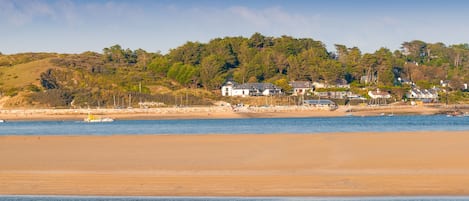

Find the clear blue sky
[[1, 0, 469, 54]]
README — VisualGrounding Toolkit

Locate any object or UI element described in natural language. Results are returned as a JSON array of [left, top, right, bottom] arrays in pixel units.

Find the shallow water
[[0, 115, 468, 135]]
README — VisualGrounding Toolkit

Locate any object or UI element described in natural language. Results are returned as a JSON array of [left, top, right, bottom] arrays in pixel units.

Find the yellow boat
[[84, 114, 114, 123]]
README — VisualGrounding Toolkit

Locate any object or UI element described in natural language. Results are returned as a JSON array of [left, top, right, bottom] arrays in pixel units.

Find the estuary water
[[0, 115, 468, 135]]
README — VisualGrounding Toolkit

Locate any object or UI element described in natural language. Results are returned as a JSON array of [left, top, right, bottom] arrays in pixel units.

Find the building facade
[[289, 81, 313, 96], [221, 81, 282, 97]]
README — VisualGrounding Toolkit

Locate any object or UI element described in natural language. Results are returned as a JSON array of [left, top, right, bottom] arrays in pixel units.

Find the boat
[[84, 114, 114, 123], [446, 110, 465, 117], [0, 120, 5, 123]]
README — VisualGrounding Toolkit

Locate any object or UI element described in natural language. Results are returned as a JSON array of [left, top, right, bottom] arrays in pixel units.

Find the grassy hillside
[[0, 52, 217, 108], [0, 58, 60, 89]]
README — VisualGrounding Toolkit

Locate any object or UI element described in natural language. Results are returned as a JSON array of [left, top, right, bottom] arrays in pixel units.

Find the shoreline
[[1, 104, 465, 121], [2, 131, 469, 196]]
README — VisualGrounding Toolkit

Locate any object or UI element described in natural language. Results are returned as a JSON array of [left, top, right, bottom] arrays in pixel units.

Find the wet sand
[[1, 131, 469, 196]]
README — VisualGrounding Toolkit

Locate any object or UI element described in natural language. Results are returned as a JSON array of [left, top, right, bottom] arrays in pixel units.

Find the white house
[[312, 81, 326, 89], [397, 77, 413, 85], [368, 89, 391, 99], [289, 81, 312, 96], [368, 89, 391, 105], [440, 80, 450, 87], [221, 81, 282, 97], [406, 88, 439, 103]]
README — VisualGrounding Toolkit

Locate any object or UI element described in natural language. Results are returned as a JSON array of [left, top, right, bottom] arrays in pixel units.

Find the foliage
[[40, 69, 60, 89], [273, 78, 292, 93], [1, 35, 469, 107], [167, 63, 198, 87], [29, 89, 74, 107]]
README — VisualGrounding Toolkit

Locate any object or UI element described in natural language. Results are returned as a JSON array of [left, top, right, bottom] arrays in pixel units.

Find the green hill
[[0, 34, 468, 108]]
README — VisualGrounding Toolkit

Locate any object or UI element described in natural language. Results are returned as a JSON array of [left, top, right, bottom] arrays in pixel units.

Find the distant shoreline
[[0, 104, 467, 121]]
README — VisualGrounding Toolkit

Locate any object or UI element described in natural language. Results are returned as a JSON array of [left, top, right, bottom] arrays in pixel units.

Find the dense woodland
[[0, 33, 468, 108]]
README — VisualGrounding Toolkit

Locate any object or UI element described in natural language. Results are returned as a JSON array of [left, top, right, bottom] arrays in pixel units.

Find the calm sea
[[0, 115, 467, 135], [1, 196, 469, 201]]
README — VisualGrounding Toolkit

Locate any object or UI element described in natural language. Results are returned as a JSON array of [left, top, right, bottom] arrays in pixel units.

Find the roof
[[408, 88, 439, 98], [289, 81, 312, 88], [304, 99, 336, 105], [233, 83, 281, 90], [334, 79, 348, 85], [368, 89, 391, 99]]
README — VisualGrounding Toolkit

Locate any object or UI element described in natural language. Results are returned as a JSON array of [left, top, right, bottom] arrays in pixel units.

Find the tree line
[[1, 33, 468, 108], [150, 33, 468, 91]]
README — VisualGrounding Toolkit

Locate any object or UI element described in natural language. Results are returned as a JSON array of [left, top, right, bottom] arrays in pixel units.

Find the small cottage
[[368, 89, 391, 105], [289, 81, 313, 96]]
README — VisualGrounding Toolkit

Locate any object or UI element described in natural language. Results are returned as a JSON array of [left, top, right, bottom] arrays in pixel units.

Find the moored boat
[[84, 114, 114, 122]]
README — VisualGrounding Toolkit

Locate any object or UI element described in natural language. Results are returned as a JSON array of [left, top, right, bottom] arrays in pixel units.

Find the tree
[[204, 38, 239, 69], [273, 78, 292, 93], [286, 55, 302, 81], [103, 44, 124, 63], [374, 48, 394, 86], [360, 53, 378, 85], [40, 69, 60, 89], [135, 49, 153, 69], [334, 44, 348, 64], [234, 41, 257, 83], [167, 63, 198, 87], [148, 56, 170, 75], [320, 60, 343, 83], [200, 55, 225, 90], [401, 40, 427, 63], [168, 42, 204, 65], [248, 32, 272, 49]]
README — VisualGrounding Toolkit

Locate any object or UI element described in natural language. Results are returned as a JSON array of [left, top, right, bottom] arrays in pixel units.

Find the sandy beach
[[1, 131, 469, 196], [1, 104, 464, 121]]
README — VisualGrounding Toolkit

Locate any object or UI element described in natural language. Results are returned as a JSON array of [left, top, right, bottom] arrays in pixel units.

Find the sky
[[1, 0, 469, 54]]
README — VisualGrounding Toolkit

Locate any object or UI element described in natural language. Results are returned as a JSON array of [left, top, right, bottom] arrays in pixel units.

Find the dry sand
[[1, 131, 469, 196], [0, 104, 459, 121]]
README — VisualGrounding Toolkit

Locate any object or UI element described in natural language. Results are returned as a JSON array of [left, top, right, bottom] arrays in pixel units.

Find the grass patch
[[0, 58, 61, 88]]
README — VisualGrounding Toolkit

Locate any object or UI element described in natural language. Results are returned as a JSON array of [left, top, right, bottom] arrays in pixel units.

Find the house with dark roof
[[289, 81, 313, 96], [221, 81, 282, 97], [406, 88, 439, 103], [303, 99, 338, 110]]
